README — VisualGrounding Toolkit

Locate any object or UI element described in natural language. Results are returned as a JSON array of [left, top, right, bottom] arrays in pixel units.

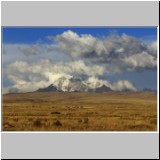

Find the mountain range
[[37, 77, 116, 93], [36, 77, 157, 93]]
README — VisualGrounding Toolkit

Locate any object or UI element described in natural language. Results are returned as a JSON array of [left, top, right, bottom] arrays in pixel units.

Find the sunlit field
[[2, 92, 157, 131]]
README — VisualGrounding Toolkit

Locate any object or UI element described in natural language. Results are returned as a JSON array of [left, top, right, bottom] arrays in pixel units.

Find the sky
[[2, 27, 157, 93]]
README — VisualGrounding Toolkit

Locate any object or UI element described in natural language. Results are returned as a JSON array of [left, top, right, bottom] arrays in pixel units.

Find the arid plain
[[2, 91, 157, 131]]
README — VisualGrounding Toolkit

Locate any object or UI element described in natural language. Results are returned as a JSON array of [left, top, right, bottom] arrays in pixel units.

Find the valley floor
[[2, 92, 157, 131]]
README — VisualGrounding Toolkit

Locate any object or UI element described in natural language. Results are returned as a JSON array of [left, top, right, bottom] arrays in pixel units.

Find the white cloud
[[86, 77, 137, 91], [86, 76, 112, 89], [48, 30, 97, 58], [147, 41, 157, 57], [111, 80, 137, 91], [123, 51, 157, 70], [48, 30, 157, 71]]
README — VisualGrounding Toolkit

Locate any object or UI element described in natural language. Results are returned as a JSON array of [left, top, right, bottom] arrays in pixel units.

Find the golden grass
[[2, 91, 157, 131]]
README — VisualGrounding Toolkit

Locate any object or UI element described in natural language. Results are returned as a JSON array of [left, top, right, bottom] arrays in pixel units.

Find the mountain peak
[[94, 84, 112, 92], [37, 84, 58, 92]]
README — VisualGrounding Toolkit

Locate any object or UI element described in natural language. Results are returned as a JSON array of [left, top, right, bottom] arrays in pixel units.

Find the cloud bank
[[3, 59, 137, 93], [49, 30, 157, 70], [3, 30, 157, 93]]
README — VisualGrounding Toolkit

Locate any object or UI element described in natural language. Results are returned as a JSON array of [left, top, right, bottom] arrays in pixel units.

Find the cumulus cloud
[[86, 77, 137, 91], [111, 80, 137, 91], [123, 51, 157, 70], [48, 30, 157, 71], [86, 76, 112, 89], [48, 31, 97, 58], [147, 41, 157, 57]]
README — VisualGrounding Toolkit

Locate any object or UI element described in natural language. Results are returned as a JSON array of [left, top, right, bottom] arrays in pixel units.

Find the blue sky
[[3, 27, 157, 44], [2, 27, 157, 93]]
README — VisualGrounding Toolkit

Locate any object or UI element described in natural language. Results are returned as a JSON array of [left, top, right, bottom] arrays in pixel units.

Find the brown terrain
[[2, 91, 157, 131]]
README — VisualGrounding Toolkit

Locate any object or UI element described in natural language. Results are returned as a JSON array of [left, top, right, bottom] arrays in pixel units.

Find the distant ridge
[[143, 88, 157, 92]]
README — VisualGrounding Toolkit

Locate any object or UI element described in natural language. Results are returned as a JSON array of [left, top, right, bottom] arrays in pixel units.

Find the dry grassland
[[2, 92, 157, 131]]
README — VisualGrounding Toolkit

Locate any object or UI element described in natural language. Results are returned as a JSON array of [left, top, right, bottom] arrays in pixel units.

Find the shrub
[[150, 119, 157, 125], [84, 118, 89, 124], [78, 118, 82, 123], [14, 118, 19, 122], [53, 120, 62, 127], [51, 111, 61, 114], [28, 118, 33, 121], [33, 119, 42, 127]]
